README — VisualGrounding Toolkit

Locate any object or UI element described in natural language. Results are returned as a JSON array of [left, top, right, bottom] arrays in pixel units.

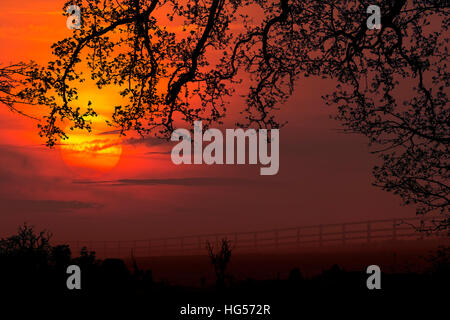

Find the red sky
[[0, 0, 414, 242]]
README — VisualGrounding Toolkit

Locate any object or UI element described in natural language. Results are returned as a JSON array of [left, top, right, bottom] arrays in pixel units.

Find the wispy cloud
[[0, 198, 102, 213], [60, 138, 122, 153], [97, 130, 123, 136], [123, 136, 170, 147], [73, 177, 259, 187], [0, 11, 62, 16], [145, 151, 172, 156]]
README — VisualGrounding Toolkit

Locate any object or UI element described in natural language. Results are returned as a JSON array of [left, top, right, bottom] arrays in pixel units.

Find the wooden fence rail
[[61, 216, 448, 259]]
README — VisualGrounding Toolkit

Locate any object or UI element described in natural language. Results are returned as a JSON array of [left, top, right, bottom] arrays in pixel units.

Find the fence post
[[367, 222, 372, 243]]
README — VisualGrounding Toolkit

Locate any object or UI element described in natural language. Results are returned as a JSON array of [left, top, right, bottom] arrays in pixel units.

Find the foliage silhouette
[[0, 223, 54, 293], [0, 63, 40, 119], [0, 0, 448, 228]]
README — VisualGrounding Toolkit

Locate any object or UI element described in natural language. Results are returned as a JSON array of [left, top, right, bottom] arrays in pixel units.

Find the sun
[[60, 125, 123, 176], [58, 88, 125, 176]]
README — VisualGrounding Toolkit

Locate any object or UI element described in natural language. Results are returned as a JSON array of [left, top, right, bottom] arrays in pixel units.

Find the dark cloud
[[123, 136, 170, 147], [0, 198, 102, 213], [0, 145, 102, 215], [0, 145, 37, 185], [97, 130, 122, 136], [0, 144, 34, 168], [145, 151, 172, 156], [73, 177, 259, 187]]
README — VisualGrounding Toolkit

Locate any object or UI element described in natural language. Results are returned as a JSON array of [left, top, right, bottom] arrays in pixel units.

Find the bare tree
[[206, 238, 232, 289], [4, 0, 449, 229]]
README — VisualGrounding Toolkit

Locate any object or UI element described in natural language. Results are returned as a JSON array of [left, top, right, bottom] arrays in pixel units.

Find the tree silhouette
[[206, 238, 232, 289], [0, 223, 54, 292], [0, 223, 52, 256], [3, 0, 449, 228], [0, 63, 40, 119]]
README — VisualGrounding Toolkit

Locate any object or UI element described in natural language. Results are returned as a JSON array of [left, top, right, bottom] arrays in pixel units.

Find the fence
[[62, 215, 448, 259]]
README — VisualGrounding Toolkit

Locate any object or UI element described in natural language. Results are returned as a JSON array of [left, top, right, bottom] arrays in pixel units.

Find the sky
[[0, 0, 414, 243]]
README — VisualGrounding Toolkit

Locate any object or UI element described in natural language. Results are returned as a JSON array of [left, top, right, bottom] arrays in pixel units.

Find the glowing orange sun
[[60, 127, 123, 176]]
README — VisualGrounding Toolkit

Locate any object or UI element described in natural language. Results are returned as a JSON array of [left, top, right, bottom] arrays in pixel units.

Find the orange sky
[[0, 0, 416, 242]]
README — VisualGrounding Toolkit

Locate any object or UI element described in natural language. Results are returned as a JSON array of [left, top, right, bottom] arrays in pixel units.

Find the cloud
[[60, 138, 122, 153], [0, 145, 36, 179], [0, 198, 102, 214], [73, 177, 259, 187], [0, 145, 102, 211], [0, 11, 62, 16], [97, 131, 171, 147], [123, 136, 170, 147], [145, 151, 172, 156], [97, 130, 123, 136]]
